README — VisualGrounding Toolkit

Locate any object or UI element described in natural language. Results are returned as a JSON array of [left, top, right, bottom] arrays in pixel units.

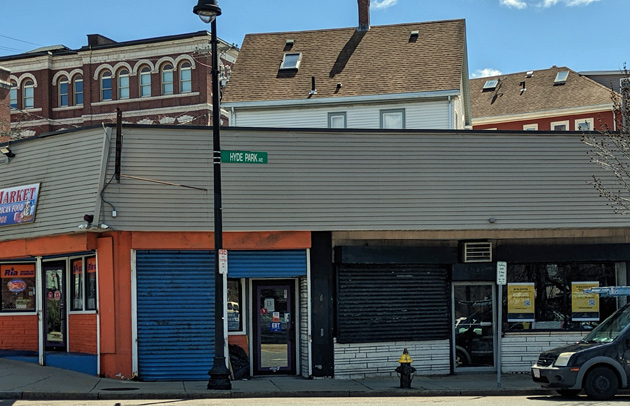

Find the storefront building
[[1, 125, 630, 381]]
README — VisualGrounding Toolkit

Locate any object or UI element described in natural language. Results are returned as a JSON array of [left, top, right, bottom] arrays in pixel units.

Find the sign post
[[218, 249, 228, 275], [496, 261, 507, 388]]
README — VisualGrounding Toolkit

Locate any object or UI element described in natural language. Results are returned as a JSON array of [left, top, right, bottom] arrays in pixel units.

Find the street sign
[[221, 150, 268, 164], [218, 249, 228, 274], [497, 261, 507, 286]]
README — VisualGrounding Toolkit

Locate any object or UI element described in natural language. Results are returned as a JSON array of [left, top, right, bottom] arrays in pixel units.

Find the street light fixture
[[193, 0, 231, 391]]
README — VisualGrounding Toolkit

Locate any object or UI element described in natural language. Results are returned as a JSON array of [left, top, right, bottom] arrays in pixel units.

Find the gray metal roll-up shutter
[[136, 250, 214, 381], [336, 264, 449, 344], [227, 250, 307, 278]]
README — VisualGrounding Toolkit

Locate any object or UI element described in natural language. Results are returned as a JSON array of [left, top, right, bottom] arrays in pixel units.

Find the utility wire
[[0, 34, 42, 46]]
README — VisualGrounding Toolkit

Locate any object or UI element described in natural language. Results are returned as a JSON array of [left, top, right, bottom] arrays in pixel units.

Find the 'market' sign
[[0, 183, 40, 227]]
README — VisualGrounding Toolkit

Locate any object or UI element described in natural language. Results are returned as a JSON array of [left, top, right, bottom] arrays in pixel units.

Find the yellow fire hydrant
[[395, 348, 416, 388]]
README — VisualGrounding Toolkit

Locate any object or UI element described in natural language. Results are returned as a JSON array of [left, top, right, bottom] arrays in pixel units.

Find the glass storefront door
[[252, 280, 296, 375], [43, 261, 66, 350], [453, 283, 495, 369]]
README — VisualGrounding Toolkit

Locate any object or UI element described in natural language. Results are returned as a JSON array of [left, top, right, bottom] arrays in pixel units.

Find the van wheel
[[584, 366, 619, 400], [556, 389, 580, 398]]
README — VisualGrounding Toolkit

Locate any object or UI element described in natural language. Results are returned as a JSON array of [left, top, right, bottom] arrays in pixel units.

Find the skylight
[[554, 71, 569, 85], [483, 79, 499, 90], [280, 53, 302, 70]]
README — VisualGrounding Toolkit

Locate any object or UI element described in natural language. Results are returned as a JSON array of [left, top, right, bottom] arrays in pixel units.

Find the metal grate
[[463, 242, 492, 263]]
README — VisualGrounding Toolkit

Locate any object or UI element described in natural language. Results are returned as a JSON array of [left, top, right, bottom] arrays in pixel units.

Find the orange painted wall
[[98, 232, 135, 380], [131, 231, 311, 250], [0, 315, 38, 351], [68, 314, 97, 354], [228, 335, 248, 355], [0, 233, 97, 259], [0, 230, 310, 380]]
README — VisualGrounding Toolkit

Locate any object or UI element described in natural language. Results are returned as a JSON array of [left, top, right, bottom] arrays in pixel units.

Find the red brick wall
[[7, 34, 234, 137], [474, 110, 615, 132], [0, 67, 10, 135], [0, 315, 38, 351], [68, 314, 98, 354]]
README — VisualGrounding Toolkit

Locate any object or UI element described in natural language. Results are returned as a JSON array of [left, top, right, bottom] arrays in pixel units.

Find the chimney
[[358, 0, 370, 31], [0, 66, 11, 136]]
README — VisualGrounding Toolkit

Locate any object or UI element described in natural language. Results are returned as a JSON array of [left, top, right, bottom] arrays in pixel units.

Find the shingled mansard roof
[[470, 66, 614, 122], [222, 19, 468, 104]]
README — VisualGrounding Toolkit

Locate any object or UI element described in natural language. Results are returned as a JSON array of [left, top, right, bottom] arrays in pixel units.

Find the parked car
[[531, 302, 630, 399], [455, 313, 493, 367]]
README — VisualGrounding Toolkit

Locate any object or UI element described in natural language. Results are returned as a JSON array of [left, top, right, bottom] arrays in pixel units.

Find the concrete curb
[[0, 388, 557, 401]]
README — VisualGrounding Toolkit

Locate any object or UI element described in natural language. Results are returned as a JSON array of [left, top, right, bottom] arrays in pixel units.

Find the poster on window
[[507, 283, 535, 322], [0, 183, 40, 227], [572, 281, 599, 322]]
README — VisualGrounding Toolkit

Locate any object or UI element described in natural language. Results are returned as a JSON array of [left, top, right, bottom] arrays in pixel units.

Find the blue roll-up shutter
[[227, 250, 307, 278], [136, 250, 215, 381]]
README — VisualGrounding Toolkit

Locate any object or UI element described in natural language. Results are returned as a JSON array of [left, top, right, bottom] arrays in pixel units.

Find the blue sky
[[1, 0, 627, 77]]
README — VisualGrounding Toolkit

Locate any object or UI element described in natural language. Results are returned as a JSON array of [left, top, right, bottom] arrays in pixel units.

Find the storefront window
[[505, 262, 617, 331], [86, 257, 97, 310], [70, 256, 97, 312], [71, 258, 84, 310], [1, 263, 36, 312], [227, 279, 243, 332]]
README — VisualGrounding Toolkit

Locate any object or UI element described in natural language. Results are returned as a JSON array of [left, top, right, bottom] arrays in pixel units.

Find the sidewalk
[[0, 358, 552, 400]]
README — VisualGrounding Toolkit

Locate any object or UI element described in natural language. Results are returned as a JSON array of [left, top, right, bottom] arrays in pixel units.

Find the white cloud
[[501, 0, 601, 8], [563, 0, 601, 6], [500, 0, 528, 9], [472, 68, 503, 78], [371, 0, 397, 10]]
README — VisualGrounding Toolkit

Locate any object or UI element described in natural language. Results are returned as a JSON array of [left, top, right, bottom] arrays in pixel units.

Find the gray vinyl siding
[[583, 73, 624, 93], [230, 100, 450, 129], [0, 128, 106, 242], [100, 126, 630, 233], [100, 128, 213, 230]]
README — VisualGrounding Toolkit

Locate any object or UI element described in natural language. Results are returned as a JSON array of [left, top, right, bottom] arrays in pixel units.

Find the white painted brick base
[[331, 332, 588, 378], [334, 339, 450, 379], [501, 332, 588, 373], [299, 277, 309, 378]]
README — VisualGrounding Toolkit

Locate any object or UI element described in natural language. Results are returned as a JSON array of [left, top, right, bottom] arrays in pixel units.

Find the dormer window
[[280, 53, 302, 70], [482, 79, 498, 91], [554, 71, 569, 85]]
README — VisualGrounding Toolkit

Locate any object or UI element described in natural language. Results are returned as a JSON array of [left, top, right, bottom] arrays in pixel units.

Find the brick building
[[470, 66, 616, 131], [0, 31, 238, 138], [0, 67, 10, 137]]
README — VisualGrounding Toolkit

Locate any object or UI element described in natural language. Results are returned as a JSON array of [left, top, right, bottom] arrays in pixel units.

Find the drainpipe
[[36, 257, 44, 366], [448, 96, 453, 129]]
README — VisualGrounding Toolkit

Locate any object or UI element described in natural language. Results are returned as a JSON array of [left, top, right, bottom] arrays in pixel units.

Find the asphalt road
[[2, 395, 630, 406]]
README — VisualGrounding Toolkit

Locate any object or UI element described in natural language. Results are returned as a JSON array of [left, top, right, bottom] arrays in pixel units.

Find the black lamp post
[[193, 0, 231, 391]]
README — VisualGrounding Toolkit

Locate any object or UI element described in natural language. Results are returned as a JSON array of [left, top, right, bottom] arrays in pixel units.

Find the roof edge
[[223, 89, 462, 109]]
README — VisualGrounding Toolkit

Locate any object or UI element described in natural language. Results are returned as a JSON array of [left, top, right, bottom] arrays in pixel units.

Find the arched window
[[101, 71, 112, 101], [23, 80, 35, 109], [9, 81, 17, 109], [179, 62, 192, 93], [140, 66, 151, 97], [74, 75, 83, 105], [161, 63, 173, 95], [118, 69, 130, 99], [59, 78, 69, 107]]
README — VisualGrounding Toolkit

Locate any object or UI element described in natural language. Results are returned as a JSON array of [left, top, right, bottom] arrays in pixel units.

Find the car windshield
[[581, 304, 630, 343]]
